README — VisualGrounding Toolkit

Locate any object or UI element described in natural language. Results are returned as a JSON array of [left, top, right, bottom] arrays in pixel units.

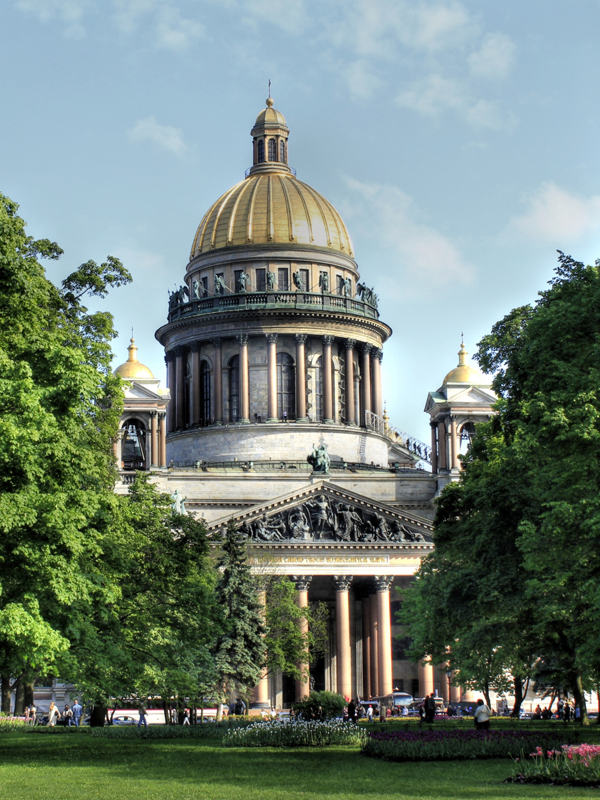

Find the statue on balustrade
[[293, 270, 305, 291], [192, 279, 201, 300], [343, 277, 352, 297], [319, 271, 329, 293], [308, 442, 330, 474], [356, 283, 378, 308], [214, 274, 225, 295], [238, 271, 250, 293], [266, 270, 275, 291]]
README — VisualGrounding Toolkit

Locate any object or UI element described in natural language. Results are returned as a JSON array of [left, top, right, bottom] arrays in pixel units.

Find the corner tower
[[155, 99, 416, 468]]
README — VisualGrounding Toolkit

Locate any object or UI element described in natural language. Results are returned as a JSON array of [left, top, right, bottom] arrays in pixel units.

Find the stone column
[[213, 338, 223, 425], [334, 575, 353, 700], [345, 339, 356, 425], [440, 663, 450, 704], [295, 334, 308, 422], [450, 416, 458, 469], [375, 576, 393, 698], [371, 349, 383, 418], [252, 589, 270, 708], [266, 333, 278, 422], [113, 428, 124, 469], [166, 352, 176, 433], [437, 420, 447, 470], [450, 681, 462, 704], [293, 576, 312, 700], [361, 596, 371, 700], [369, 593, 379, 698], [430, 423, 438, 474], [238, 334, 250, 424], [159, 413, 167, 467], [322, 336, 334, 423], [419, 659, 435, 697], [175, 347, 186, 430], [150, 411, 158, 467], [360, 343, 372, 426], [191, 343, 201, 427]]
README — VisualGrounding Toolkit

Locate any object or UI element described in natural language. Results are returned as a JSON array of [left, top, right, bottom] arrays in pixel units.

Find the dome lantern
[[249, 96, 291, 175], [442, 341, 490, 386]]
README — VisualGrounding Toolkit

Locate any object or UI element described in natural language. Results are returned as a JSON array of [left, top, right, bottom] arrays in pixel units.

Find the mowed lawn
[[0, 730, 595, 800]]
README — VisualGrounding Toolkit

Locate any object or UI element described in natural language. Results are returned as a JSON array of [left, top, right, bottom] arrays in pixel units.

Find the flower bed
[[507, 744, 600, 787], [223, 719, 367, 748], [0, 718, 29, 734], [362, 728, 566, 762]]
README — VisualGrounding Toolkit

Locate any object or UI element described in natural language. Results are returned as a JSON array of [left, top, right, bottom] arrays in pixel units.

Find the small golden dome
[[254, 98, 287, 127], [190, 172, 354, 258], [443, 342, 490, 385], [115, 337, 154, 380]]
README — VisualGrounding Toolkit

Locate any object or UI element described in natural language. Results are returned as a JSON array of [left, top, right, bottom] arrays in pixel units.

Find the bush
[[223, 719, 366, 748], [0, 718, 29, 734], [507, 743, 600, 787], [362, 729, 566, 762], [292, 691, 346, 720]]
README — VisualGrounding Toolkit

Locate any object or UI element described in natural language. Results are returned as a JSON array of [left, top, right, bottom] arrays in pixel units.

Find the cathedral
[[114, 97, 497, 709]]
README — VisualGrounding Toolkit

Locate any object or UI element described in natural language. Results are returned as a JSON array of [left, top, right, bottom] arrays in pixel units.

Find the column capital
[[173, 345, 187, 357], [190, 342, 201, 353], [360, 342, 372, 355], [159, 411, 167, 420], [322, 335, 335, 346], [295, 333, 308, 344], [373, 348, 383, 362], [292, 575, 312, 591], [374, 575, 393, 592], [333, 575, 353, 592], [150, 410, 158, 418], [212, 337, 222, 348], [165, 350, 176, 363], [344, 338, 356, 350], [266, 333, 278, 344], [238, 334, 249, 346]]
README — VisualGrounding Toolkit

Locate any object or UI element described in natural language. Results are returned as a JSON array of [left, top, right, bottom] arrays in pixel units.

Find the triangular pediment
[[447, 385, 496, 404], [207, 481, 433, 546], [124, 382, 164, 400]]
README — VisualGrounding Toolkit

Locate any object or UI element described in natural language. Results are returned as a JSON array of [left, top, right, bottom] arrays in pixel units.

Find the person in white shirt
[[473, 699, 491, 730]]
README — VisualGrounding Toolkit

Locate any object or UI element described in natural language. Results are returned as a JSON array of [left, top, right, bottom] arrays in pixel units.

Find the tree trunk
[[511, 676, 524, 717], [90, 705, 107, 727], [13, 678, 25, 716], [24, 681, 34, 708], [1, 674, 12, 714], [571, 671, 589, 726], [163, 699, 169, 725], [483, 680, 491, 709], [596, 683, 600, 725]]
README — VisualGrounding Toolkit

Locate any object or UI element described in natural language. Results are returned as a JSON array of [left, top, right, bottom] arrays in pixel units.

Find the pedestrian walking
[[347, 699, 357, 723], [474, 699, 491, 730], [72, 699, 82, 728], [48, 702, 61, 727], [64, 704, 74, 727], [137, 703, 148, 728]]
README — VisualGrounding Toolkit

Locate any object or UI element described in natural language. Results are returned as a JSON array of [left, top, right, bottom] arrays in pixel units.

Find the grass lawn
[[0, 730, 598, 800]]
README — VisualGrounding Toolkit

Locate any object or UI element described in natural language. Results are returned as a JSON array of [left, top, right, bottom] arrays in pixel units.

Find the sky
[[2, 0, 600, 446]]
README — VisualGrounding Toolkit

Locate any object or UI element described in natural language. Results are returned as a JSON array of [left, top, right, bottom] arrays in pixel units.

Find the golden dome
[[115, 338, 154, 380], [190, 171, 354, 258], [443, 342, 490, 385], [254, 98, 287, 127]]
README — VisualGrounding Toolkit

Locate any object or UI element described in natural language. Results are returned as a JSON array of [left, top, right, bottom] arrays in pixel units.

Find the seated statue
[[307, 443, 330, 474]]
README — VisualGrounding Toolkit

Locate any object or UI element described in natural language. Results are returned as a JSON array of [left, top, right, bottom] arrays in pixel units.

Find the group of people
[[24, 699, 83, 727]]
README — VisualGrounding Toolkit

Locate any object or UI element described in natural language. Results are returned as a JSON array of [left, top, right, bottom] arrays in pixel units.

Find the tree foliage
[[402, 253, 600, 723]]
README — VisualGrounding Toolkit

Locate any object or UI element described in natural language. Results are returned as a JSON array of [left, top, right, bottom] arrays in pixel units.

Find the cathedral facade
[[115, 98, 496, 709]]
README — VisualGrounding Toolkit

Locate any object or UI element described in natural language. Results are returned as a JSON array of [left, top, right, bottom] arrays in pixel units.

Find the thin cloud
[[507, 182, 600, 244], [16, 0, 92, 36], [128, 117, 187, 156], [344, 177, 476, 293], [468, 32, 516, 80]]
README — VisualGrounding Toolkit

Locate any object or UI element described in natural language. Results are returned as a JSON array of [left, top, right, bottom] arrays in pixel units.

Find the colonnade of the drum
[[430, 417, 465, 473], [165, 334, 384, 431]]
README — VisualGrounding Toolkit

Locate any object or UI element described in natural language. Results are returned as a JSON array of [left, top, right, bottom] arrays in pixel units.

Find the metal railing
[[365, 411, 432, 465], [167, 290, 380, 323], [118, 460, 424, 476]]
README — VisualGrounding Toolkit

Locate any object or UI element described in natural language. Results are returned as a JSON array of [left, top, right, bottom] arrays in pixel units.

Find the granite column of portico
[[159, 413, 167, 467], [295, 334, 308, 422], [267, 333, 278, 422], [430, 422, 438, 473], [361, 595, 371, 699], [361, 344, 372, 426], [334, 576, 353, 700], [150, 411, 158, 467], [450, 416, 458, 469], [345, 339, 356, 425], [322, 336, 334, 423], [293, 576, 312, 700], [371, 349, 383, 418], [375, 576, 393, 698], [252, 589, 270, 708], [437, 420, 447, 470], [175, 347, 186, 430], [369, 593, 379, 698], [191, 343, 201, 426], [238, 334, 250, 424], [419, 659, 435, 697], [213, 338, 223, 424]]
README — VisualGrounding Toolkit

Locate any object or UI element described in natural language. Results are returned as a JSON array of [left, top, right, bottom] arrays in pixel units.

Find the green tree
[[0, 192, 131, 712]]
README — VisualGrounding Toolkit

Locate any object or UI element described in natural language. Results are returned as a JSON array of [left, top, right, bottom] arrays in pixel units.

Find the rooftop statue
[[308, 443, 330, 474], [171, 488, 187, 515]]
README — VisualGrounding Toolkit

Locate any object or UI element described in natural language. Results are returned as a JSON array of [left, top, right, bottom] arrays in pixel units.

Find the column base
[[266, 417, 279, 423], [323, 418, 334, 424], [212, 421, 223, 426], [239, 419, 251, 424]]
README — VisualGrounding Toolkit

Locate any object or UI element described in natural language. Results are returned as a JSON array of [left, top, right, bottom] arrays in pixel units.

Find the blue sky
[[2, 0, 600, 445]]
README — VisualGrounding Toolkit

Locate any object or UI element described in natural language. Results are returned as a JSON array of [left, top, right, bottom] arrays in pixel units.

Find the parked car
[[111, 715, 137, 726]]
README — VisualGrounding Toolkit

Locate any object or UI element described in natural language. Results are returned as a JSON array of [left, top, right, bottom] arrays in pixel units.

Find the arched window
[[280, 140, 286, 162], [200, 360, 211, 425], [121, 419, 146, 470], [459, 421, 476, 460], [257, 139, 265, 163], [277, 353, 295, 420], [229, 355, 239, 422], [314, 356, 323, 422], [268, 138, 277, 161]]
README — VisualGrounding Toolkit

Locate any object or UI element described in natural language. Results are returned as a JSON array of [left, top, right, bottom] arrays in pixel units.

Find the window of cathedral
[[121, 419, 146, 470], [201, 276, 208, 297], [255, 268, 266, 292], [257, 139, 265, 163], [229, 355, 239, 422], [277, 353, 295, 420], [314, 355, 323, 421], [336, 274, 345, 295], [299, 268, 310, 292], [234, 269, 243, 293], [280, 140, 286, 162], [200, 360, 211, 425], [278, 268, 289, 291], [268, 138, 277, 161]]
